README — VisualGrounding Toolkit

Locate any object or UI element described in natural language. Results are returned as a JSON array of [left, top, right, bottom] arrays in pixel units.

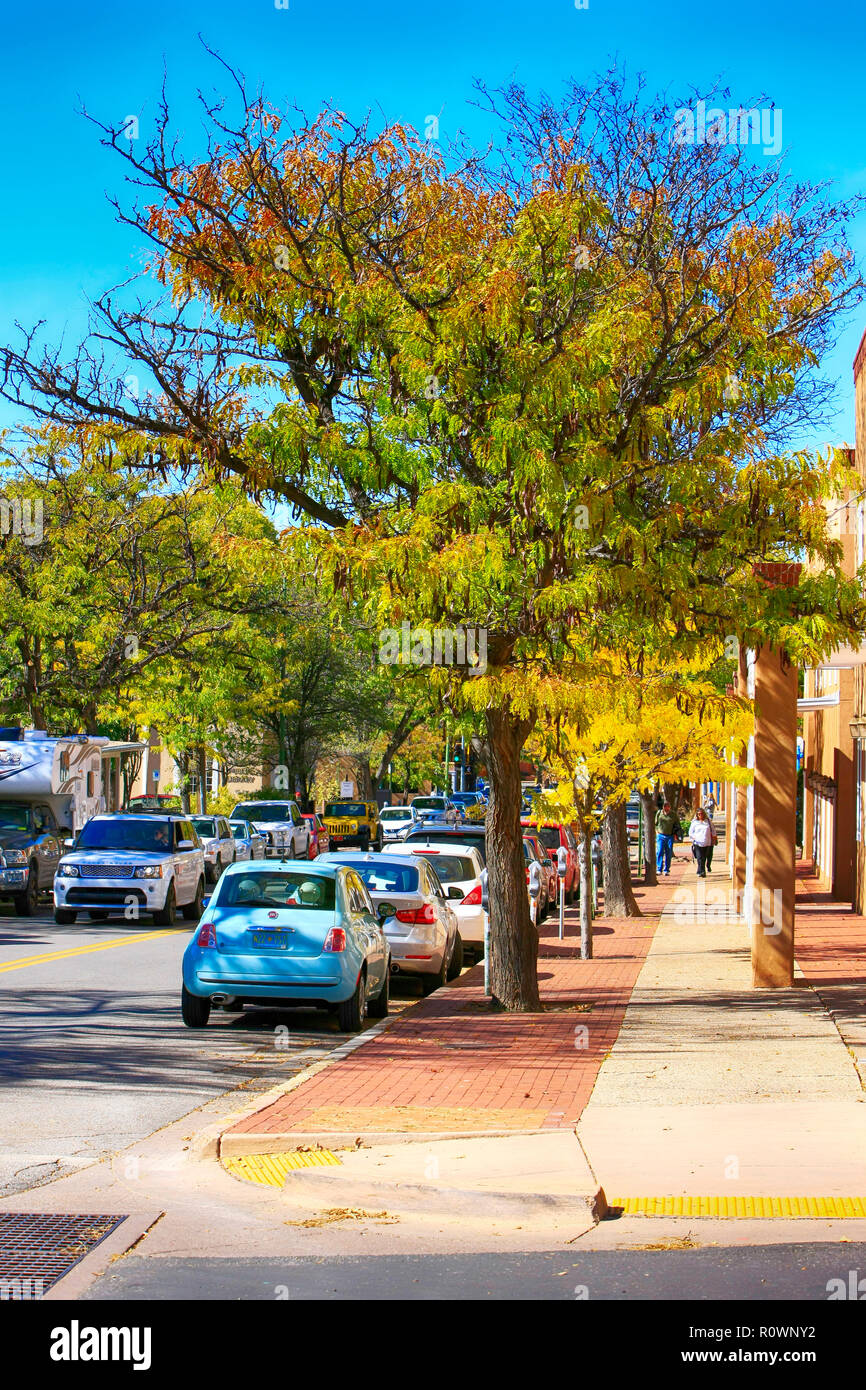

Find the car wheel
[[181, 985, 210, 1028], [182, 877, 205, 922], [54, 908, 77, 925], [204, 863, 217, 885], [446, 932, 464, 981], [421, 952, 448, 996], [88, 910, 110, 921], [337, 971, 367, 1032], [367, 962, 390, 1018], [153, 883, 177, 927], [13, 864, 40, 918]]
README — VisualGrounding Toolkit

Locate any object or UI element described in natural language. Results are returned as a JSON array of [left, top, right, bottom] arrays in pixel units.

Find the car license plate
[[251, 932, 288, 949]]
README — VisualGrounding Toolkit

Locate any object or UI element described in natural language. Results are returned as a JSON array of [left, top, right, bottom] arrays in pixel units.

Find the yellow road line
[[612, 1195, 866, 1219], [223, 1150, 342, 1187], [0, 928, 188, 974]]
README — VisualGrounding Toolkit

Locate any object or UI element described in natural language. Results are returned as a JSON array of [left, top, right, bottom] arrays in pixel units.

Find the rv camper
[[0, 729, 106, 915]]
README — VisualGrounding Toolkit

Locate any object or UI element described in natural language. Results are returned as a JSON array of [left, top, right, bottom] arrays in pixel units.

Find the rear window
[[536, 827, 561, 849], [412, 798, 446, 810], [346, 862, 419, 894], [413, 853, 475, 883], [191, 818, 217, 836], [325, 803, 366, 818], [216, 872, 336, 910]]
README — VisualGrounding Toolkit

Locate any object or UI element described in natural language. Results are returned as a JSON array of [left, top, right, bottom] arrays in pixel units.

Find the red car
[[302, 813, 330, 858], [522, 831, 558, 916], [523, 822, 579, 903]]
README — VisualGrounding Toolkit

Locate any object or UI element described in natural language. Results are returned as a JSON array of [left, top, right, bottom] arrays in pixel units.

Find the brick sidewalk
[[227, 855, 693, 1141], [795, 864, 866, 986]]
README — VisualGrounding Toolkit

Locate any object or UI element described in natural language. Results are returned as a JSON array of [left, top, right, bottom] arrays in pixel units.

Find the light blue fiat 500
[[181, 860, 390, 1032]]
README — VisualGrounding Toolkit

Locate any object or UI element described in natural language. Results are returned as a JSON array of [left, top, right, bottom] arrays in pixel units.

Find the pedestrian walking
[[702, 789, 717, 817], [655, 801, 681, 876], [688, 807, 714, 877]]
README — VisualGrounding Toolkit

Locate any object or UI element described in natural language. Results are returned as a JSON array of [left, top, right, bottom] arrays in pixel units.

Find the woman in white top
[[688, 807, 714, 878]]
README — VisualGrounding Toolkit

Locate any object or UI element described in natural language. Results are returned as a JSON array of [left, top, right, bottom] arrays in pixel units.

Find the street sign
[[340, 780, 353, 797]]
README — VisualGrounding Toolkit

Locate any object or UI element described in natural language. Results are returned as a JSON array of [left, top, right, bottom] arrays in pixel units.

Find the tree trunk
[[197, 746, 208, 814], [640, 789, 658, 886], [602, 802, 642, 917], [485, 706, 539, 1011]]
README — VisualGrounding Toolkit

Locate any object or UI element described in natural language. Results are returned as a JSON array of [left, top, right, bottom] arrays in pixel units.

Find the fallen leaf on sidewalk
[[286, 1207, 400, 1228]]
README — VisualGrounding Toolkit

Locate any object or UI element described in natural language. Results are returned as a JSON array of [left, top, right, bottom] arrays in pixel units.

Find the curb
[[219, 1124, 562, 1157], [282, 1169, 608, 1222]]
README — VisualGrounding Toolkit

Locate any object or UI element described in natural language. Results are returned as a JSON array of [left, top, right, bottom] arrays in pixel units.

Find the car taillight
[[525, 868, 530, 883], [197, 920, 216, 948], [395, 903, 436, 925], [462, 883, 482, 906], [323, 927, 347, 952]]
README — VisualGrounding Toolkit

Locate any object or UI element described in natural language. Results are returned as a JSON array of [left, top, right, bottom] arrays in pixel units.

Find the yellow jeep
[[321, 800, 382, 850]]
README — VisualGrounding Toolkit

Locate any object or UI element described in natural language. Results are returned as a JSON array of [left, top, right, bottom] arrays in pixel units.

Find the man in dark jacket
[[655, 802, 681, 876]]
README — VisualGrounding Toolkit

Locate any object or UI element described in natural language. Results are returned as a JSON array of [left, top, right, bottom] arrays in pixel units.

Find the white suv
[[189, 814, 236, 883], [229, 800, 310, 859], [53, 814, 206, 925]]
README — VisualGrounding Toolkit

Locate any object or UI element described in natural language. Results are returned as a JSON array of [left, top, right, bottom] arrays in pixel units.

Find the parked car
[[125, 794, 181, 814], [522, 821, 579, 903], [302, 813, 330, 858], [410, 795, 460, 828], [228, 819, 266, 863], [386, 840, 486, 963], [321, 851, 462, 993], [523, 831, 558, 914], [321, 800, 383, 851], [450, 791, 486, 822], [181, 859, 390, 1031], [379, 804, 421, 842], [403, 823, 486, 862], [229, 800, 310, 860], [54, 814, 206, 925], [190, 815, 236, 884], [0, 799, 64, 916]]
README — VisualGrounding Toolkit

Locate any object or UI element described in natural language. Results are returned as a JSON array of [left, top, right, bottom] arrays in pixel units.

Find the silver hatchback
[[317, 852, 463, 994]]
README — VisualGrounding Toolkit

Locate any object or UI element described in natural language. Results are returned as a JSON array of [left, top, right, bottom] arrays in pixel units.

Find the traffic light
[[453, 748, 462, 765]]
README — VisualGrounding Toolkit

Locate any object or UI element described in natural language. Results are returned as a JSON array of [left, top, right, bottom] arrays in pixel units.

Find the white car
[[190, 815, 236, 883], [383, 840, 486, 960], [53, 814, 206, 925], [229, 801, 310, 860], [228, 819, 266, 862], [379, 805, 421, 842], [318, 851, 462, 993]]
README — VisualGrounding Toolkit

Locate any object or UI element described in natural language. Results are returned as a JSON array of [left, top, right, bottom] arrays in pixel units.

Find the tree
[[3, 67, 864, 1007]]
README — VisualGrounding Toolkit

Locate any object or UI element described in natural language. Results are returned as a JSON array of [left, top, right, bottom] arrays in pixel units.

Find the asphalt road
[[0, 898, 415, 1198], [83, 1242, 866, 1302]]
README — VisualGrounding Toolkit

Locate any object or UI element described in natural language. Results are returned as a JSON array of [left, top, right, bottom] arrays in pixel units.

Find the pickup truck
[[0, 799, 65, 915], [228, 800, 310, 860]]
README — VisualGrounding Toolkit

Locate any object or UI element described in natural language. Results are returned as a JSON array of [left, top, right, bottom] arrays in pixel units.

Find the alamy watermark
[[0, 496, 43, 546], [672, 882, 783, 935], [673, 101, 782, 157], [378, 621, 488, 675]]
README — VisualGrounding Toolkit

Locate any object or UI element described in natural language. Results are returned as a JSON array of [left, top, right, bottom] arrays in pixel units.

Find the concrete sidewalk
[[577, 856, 866, 1202]]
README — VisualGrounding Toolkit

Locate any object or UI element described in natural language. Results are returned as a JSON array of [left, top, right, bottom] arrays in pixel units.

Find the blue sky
[[1, 0, 864, 452]]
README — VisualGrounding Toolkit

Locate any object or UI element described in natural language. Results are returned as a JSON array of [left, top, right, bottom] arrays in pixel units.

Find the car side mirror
[[447, 886, 464, 900], [178, 839, 195, 850], [377, 903, 393, 920], [63, 837, 75, 849]]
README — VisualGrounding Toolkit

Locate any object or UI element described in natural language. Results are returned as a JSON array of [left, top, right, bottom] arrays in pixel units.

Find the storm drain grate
[[0, 1213, 128, 1298]]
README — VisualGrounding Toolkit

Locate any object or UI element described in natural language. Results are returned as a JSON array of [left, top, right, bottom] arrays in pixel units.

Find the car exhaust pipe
[[390, 963, 400, 975], [211, 993, 230, 1005]]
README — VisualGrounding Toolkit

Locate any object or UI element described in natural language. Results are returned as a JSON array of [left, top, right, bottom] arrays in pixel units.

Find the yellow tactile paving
[[611, 1195, 866, 1219], [223, 1150, 342, 1187]]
